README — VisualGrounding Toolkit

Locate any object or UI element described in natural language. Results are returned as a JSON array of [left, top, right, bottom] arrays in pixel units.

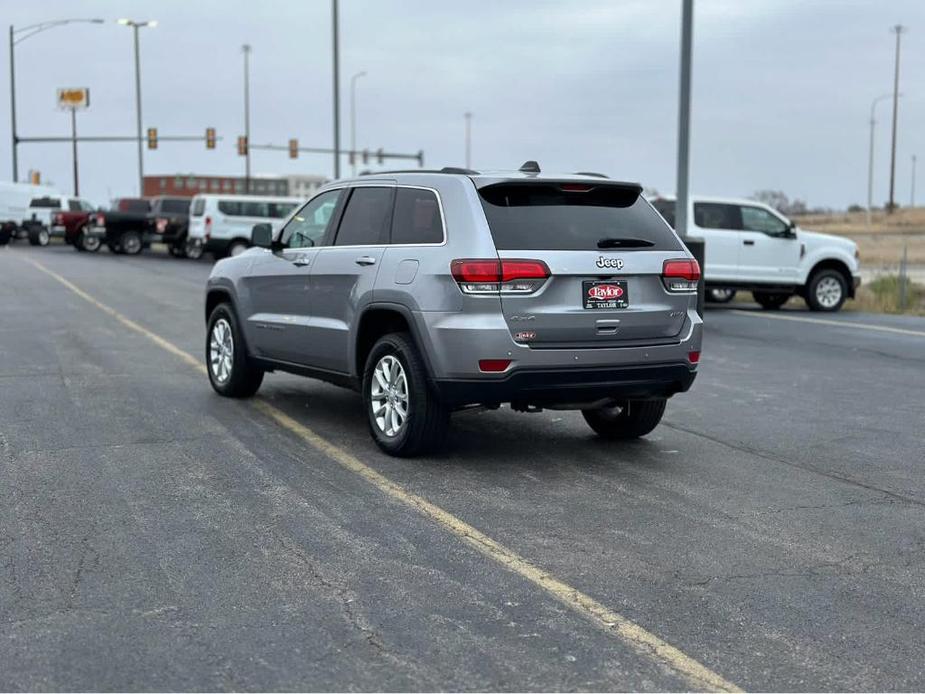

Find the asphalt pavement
[[1, 243, 924, 691]]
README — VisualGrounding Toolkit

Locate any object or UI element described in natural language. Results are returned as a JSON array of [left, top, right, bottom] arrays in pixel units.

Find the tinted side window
[[191, 198, 205, 216], [30, 197, 61, 208], [391, 188, 443, 244], [281, 190, 343, 249], [694, 203, 741, 230], [68, 199, 81, 211], [160, 199, 190, 214], [334, 187, 393, 246], [242, 201, 270, 217], [218, 200, 241, 216], [740, 206, 788, 235]]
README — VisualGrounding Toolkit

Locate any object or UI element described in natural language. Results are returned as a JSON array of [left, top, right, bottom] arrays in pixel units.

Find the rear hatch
[[477, 180, 694, 348]]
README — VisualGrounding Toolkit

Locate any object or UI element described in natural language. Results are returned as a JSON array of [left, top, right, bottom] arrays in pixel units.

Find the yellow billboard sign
[[57, 88, 90, 110]]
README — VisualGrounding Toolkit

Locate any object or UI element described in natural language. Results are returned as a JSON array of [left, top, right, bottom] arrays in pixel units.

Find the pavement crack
[[663, 421, 925, 508]]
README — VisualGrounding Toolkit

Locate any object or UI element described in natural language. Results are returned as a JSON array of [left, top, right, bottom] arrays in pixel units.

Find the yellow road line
[[730, 308, 925, 337], [25, 256, 740, 692]]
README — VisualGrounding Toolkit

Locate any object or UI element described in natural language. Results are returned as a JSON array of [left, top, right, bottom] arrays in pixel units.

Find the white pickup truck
[[651, 196, 861, 312]]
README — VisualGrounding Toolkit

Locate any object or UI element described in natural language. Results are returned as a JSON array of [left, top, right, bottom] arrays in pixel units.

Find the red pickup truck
[[51, 201, 98, 250]]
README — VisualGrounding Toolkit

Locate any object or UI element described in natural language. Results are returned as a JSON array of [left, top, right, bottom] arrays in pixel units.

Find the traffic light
[[147, 127, 158, 150], [362, 149, 369, 165], [237, 135, 248, 156], [30, 170, 41, 185], [376, 148, 384, 165], [288, 138, 298, 159], [205, 127, 216, 150]]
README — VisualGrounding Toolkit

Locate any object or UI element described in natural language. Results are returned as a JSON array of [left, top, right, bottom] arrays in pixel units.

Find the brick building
[[143, 173, 327, 198]]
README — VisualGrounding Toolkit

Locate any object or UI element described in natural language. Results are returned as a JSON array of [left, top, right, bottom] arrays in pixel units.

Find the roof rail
[[519, 160, 541, 173], [573, 171, 608, 179], [358, 167, 479, 176]]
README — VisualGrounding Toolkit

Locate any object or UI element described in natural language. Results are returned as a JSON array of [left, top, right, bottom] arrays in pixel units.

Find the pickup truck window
[[117, 199, 151, 213], [68, 199, 81, 211], [740, 205, 788, 236], [693, 202, 741, 231], [159, 199, 190, 215], [30, 197, 62, 208]]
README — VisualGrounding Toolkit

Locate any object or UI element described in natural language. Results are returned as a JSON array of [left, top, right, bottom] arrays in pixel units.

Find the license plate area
[[583, 280, 628, 309]]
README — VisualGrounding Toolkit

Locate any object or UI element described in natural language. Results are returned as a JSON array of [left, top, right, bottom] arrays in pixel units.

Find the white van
[[185, 194, 303, 259]]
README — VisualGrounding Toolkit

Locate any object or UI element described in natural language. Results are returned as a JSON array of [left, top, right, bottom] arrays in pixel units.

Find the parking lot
[[2, 243, 924, 690]]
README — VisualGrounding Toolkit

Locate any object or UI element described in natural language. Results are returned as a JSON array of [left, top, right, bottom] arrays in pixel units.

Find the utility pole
[[332, 0, 341, 179], [464, 112, 472, 169], [350, 71, 366, 176], [675, 0, 693, 239], [242, 44, 252, 194], [9, 26, 17, 182], [867, 93, 895, 229], [887, 24, 906, 213]]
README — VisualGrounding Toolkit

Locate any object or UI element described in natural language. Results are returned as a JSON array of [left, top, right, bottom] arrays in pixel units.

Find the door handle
[[289, 254, 310, 267], [355, 256, 377, 266], [743, 239, 755, 246]]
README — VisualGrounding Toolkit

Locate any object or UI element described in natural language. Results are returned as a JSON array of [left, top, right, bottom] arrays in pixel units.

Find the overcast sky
[[2, 0, 923, 209]]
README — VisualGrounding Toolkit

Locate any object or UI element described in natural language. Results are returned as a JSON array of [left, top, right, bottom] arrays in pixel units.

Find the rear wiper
[[597, 237, 655, 248]]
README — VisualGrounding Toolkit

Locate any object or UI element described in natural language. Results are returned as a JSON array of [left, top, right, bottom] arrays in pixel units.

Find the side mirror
[[786, 220, 798, 238], [251, 223, 273, 248]]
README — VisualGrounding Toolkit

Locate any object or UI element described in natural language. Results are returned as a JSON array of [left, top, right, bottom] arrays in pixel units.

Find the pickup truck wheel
[[706, 288, 736, 303], [753, 291, 791, 310], [168, 243, 186, 258], [28, 227, 50, 246], [184, 240, 204, 260], [806, 269, 847, 312], [206, 303, 263, 398], [582, 398, 667, 439], [77, 228, 101, 253], [119, 231, 142, 255], [363, 332, 449, 457]]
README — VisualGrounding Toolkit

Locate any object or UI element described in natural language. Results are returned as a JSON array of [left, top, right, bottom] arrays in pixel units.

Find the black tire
[[363, 332, 449, 457], [0, 224, 12, 246], [753, 291, 791, 310], [76, 228, 101, 253], [168, 243, 186, 258], [119, 230, 143, 255], [582, 399, 667, 440], [28, 226, 50, 246], [185, 239, 204, 260], [805, 269, 847, 312], [206, 303, 264, 398], [706, 288, 736, 304]]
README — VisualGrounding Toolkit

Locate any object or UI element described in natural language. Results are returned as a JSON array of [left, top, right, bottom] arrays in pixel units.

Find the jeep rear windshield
[[478, 183, 681, 251]]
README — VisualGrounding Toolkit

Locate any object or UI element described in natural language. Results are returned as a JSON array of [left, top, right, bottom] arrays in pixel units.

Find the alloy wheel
[[815, 276, 843, 309], [370, 355, 409, 437], [209, 318, 234, 384]]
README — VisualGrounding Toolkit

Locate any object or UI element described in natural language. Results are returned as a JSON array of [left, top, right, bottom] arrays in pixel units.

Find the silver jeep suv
[[205, 163, 703, 456]]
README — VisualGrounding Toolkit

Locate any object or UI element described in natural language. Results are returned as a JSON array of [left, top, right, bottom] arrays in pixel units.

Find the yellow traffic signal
[[206, 127, 216, 150], [288, 138, 298, 159], [237, 135, 248, 156], [30, 170, 41, 185], [147, 127, 158, 150]]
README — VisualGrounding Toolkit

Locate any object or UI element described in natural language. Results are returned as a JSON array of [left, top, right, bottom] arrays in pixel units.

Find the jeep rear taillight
[[661, 258, 700, 292], [451, 258, 550, 295]]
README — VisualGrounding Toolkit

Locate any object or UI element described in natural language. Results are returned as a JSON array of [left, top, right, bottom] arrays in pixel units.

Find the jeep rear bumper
[[434, 363, 697, 407]]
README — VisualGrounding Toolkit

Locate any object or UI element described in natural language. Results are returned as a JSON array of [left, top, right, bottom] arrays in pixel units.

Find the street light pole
[[912, 154, 918, 208], [675, 0, 694, 240], [332, 0, 341, 179], [243, 44, 252, 194], [867, 93, 895, 229], [118, 19, 157, 197], [887, 24, 906, 213], [464, 112, 472, 169], [350, 71, 366, 176], [8, 18, 104, 183]]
